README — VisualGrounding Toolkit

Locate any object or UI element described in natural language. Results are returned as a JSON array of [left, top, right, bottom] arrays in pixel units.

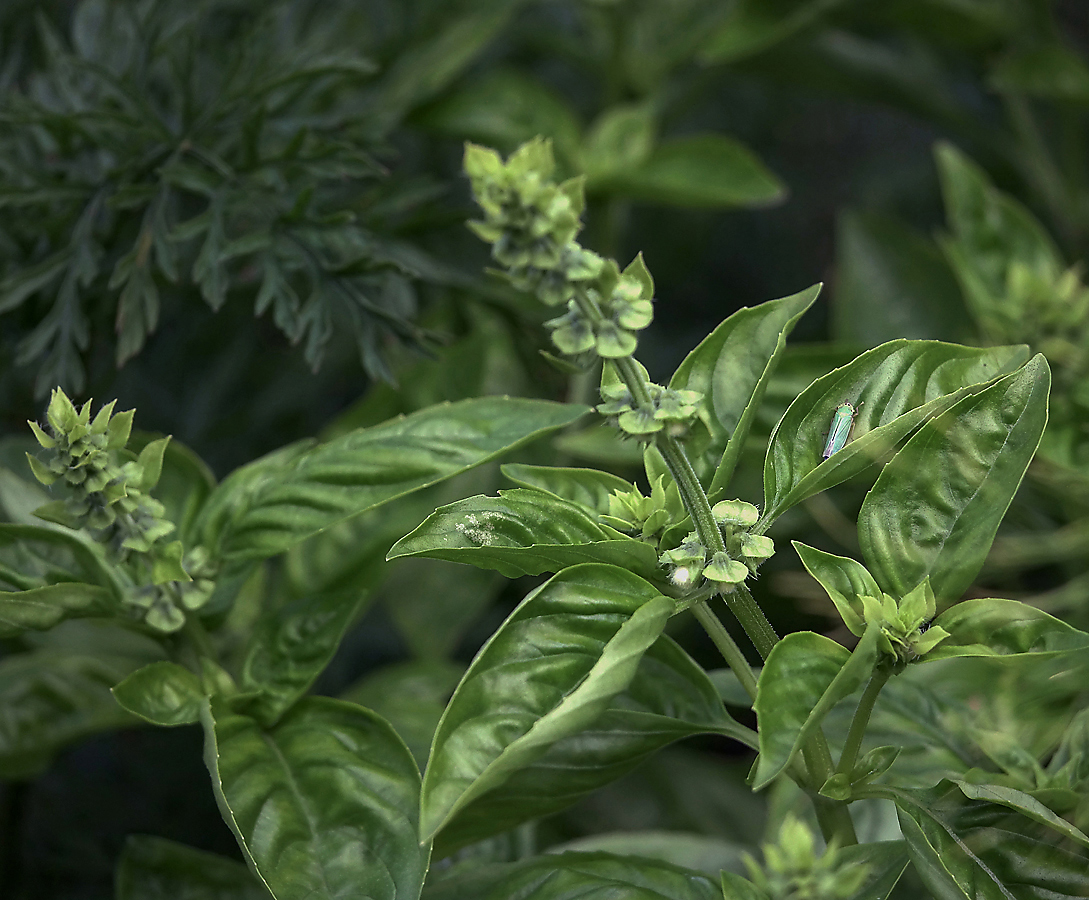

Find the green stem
[[691, 600, 757, 701], [802, 742, 859, 847], [836, 667, 892, 777], [182, 614, 215, 664], [569, 283, 853, 847]]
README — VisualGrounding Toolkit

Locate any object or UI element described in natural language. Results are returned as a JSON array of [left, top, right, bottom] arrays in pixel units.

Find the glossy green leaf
[[341, 659, 464, 768], [420, 565, 675, 842], [0, 649, 140, 778], [112, 661, 205, 727], [431, 631, 743, 855], [668, 286, 817, 499], [500, 464, 633, 515], [858, 355, 1050, 604], [929, 598, 1089, 661], [762, 340, 1029, 524], [611, 135, 785, 209], [203, 696, 427, 900], [388, 489, 661, 581], [196, 398, 588, 561], [952, 780, 1089, 848], [424, 852, 721, 900], [793, 542, 882, 636], [550, 831, 746, 879], [753, 625, 881, 789], [115, 835, 267, 900], [833, 210, 969, 345], [885, 781, 1089, 900], [0, 581, 114, 637], [0, 521, 114, 588], [238, 589, 371, 726]]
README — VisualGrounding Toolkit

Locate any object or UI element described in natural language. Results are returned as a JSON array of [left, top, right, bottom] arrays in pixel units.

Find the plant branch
[[836, 666, 892, 778]]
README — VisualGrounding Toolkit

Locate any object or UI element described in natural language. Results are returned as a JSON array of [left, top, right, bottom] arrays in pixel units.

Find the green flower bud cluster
[[837, 578, 950, 667], [464, 138, 604, 308], [27, 388, 215, 634], [601, 477, 679, 544], [598, 382, 703, 438], [735, 814, 869, 900], [659, 499, 774, 591]]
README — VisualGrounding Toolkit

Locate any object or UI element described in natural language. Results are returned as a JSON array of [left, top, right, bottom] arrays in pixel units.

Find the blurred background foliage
[[2, 0, 1089, 896]]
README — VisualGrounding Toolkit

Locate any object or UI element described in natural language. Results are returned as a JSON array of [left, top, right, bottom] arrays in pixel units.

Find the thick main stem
[[573, 289, 856, 847]]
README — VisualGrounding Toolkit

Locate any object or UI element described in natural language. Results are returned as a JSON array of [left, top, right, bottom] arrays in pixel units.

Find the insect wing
[[822, 403, 857, 459]]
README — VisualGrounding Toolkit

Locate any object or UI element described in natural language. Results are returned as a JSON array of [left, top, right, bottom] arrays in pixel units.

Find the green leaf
[[858, 355, 1050, 605], [341, 659, 465, 768], [611, 135, 785, 208], [196, 398, 588, 561], [936, 144, 1063, 332], [668, 286, 817, 499], [929, 598, 1089, 661], [388, 488, 662, 580], [420, 565, 675, 842], [721, 872, 767, 900], [382, 558, 502, 661], [128, 433, 216, 542], [753, 625, 881, 789], [239, 589, 371, 726], [793, 542, 882, 636], [431, 629, 743, 855], [701, 0, 848, 64], [111, 661, 205, 727], [415, 69, 582, 162], [549, 831, 746, 879], [115, 835, 267, 900], [951, 780, 1089, 848], [372, 3, 517, 128], [0, 649, 140, 778], [500, 463, 633, 515], [423, 852, 721, 900], [203, 696, 427, 900], [0, 521, 114, 588], [990, 44, 1089, 102], [833, 210, 969, 345], [583, 103, 656, 184], [885, 781, 1089, 900], [762, 340, 1030, 523], [840, 841, 910, 900], [0, 582, 114, 637]]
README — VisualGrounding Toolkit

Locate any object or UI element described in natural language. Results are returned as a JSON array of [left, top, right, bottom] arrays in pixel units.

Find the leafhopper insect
[[822, 402, 860, 459]]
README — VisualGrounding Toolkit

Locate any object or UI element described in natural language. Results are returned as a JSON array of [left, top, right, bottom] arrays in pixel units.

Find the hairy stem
[[691, 600, 757, 701]]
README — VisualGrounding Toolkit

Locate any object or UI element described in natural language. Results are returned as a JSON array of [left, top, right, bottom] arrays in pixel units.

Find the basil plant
[[4, 138, 1089, 900]]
